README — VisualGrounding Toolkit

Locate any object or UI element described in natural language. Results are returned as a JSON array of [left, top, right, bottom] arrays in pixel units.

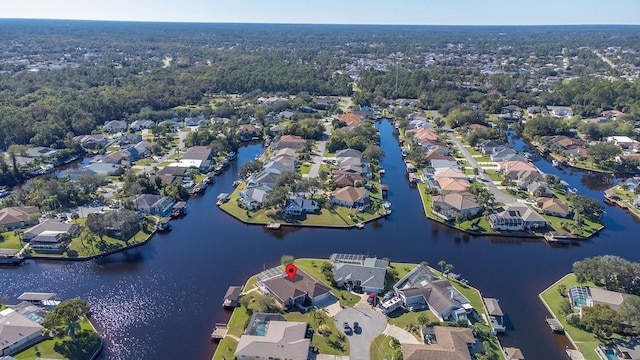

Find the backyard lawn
[[370, 335, 402, 360], [14, 319, 101, 360], [0, 231, 24, 250]]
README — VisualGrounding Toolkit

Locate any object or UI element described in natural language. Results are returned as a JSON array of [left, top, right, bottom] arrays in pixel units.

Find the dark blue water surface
[[1, 121, 639, 359]]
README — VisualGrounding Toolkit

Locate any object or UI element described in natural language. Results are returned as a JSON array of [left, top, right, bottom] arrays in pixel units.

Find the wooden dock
[[546, 317, 564, 333], [211, 323, 228, 340]]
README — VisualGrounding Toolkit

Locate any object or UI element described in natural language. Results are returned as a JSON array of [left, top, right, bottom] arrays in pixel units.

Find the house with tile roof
[[257, 267, 332, 308], [235, 316, 310, 360], [0, 206, 40, 230], [489, 203, 547, 230], [536, 197, 571, 217], [432, 192, 481, 220], [329, 186, 369, 208], [402, 326, 476, 360], [330, 253, 389, 294]]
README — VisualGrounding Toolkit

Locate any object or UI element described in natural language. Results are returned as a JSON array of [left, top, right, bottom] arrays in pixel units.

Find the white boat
[[551, 159, 560, 167], [568, 188, 578, 194]]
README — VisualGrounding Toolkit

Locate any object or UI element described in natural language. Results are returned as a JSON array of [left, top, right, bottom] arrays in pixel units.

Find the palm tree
[[438, 260, 446, 272], [445, 264, 455, 278]]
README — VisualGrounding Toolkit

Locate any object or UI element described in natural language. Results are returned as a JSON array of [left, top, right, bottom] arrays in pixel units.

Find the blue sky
[[3, 0, 639, 25]]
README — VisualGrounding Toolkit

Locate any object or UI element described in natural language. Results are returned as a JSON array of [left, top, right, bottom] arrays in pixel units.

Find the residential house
[[246, 168, 281, 189], [408, 128, 439, 147], [258, 96, 288, 106], [23, 220, 79, 253], [61, 167, 100, 180], [118, 133, 142, 145], [133, 141, 153, 157], [257, 267, 332, 307], [235, 316, 310, 360], [394, 265, 472, 322], [263, 160, 295, 173], [185, 117, 208, 128], [0, 206, 40, 230], [158, 119, 181, 132], [134, 194, 176, 216], [499, 161, 542, 185], [101, 151, 132, 166], [73, 134, 109, 149], [269, 124, 287, 134], [130, 120, 155, 131], [479, 140, 507, 155], [330, 253, 389, 294], [527, 106, 549, 116], [430, 159, 458, 170], [340, 113, 363, 128], [332, 173, 364, 187], [614, 338, 640, 360], [527, 181, 553, 197], [402, 326, 476, 360], [546, 135, 587, 158], [239, 186, 270, 210], [549, 106, 574, 119], [329, 186, 370, 208], [569, 285, 629, 311], [436, 177, 471, 193], [103, 120, 128, 133], [156, 166, 188, 178], [432, 192, 481, 220], [536, 197, 571, 217], [179, 146, 213, 170], [335, 148, 363, 159], [489, 204, 547, 230], [283, 196, 317, 216], [491, 148, 526, 162], [425, 150, 455, 162], [0, 308, 43, 356], [433, 168, 467, 180], [236, 125, 262, 141], [83, 162, 121, 177], [504, 347, 526, 360], [279, 111, 295, 119], [607, 136, 637, 149], [272, 135, 307, 151], [24, 147, 59, 163], [602, 110, 625, 120]]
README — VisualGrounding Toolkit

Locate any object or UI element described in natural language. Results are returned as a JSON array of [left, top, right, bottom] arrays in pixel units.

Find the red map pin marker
[[285, 264, 297, 281]]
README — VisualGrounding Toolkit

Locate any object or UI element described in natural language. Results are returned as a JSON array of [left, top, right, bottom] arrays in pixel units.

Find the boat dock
[[544, 231, 573, 245], [604, 192, 628, 210], [546, 317, 565, 333], [216, 193, 230, 206], [211, 323, 228, 340], [484, 297, 506, 333], [171, 201, 187, 217], [223, 286, 243, 308], [266, 222, 281, 229]]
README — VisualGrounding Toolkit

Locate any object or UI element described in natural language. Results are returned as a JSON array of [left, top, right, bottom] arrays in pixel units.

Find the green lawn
[[284, 311, 349, 355], [0, 231, 24, 250], [135, 158, 155, 166], [370, 335, 402, 360], [299, 163, 311, 175], [464, 146, 482, 156], [14, 319, 101, 360], [540, 274, 600, 360], [212, 337, 237, 360], [63, 217, 155, 258], [484, 170, 503, 182], [387, 308, 437, 339]]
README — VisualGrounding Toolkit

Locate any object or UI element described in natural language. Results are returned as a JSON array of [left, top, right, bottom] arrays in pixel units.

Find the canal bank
[[1, 120, 640, 360]]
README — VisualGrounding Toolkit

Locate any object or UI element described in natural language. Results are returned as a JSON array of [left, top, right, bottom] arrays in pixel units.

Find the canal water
[[1, 121, 639, 359]]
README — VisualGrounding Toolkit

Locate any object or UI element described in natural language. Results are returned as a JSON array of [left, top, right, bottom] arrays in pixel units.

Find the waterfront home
[[332, 173, 364, 187], [179, 146, 213, 170], [330, 253, 388, 294], [269, 124, 287, 134], [393, 265, 472, 322], [329, 186, 370, 208], [407, 127, 439, 145], [488, 204, 547, 231], [23, 220, 80, 253], [130, 119, 155, 131], [425, 150, 455, 163], [0, 206, 40, 230], [103, 120, 128, 133], [236, 125, 262, 141], [402, 326, 476, 360], [536, 197, 571, 217], [340, 113, 363, 128], [435, 177, 471, 193], [504, 347, 526, 360], [545, 135, 586, 155], [607, 136, 638, 149], [73, 134, 109, 149], [101, 150, 133, 166], [271, 135, 307, 151], [240, 186, 270, 210], [118, 133, 142, 145], [257, 267, 332, 308], [24, 147, 60, 163], [491, 148, 526, 163], [479, 140, 507, 155], [569, 285, 628, 311], [156, 165, 188, 179], [527, 181, 553, 197], [235, 315, 310, 360], [433, 168, 467, 180], [83, 162, 122, 178], [432, 192, 481, 220], [283, 196, 317, 216], [430, 159, 459, 170], [614, 337, 640, 360], [246, 168, 281, 188], [134, 194, 176, 216], [0, 308, 44, 356]]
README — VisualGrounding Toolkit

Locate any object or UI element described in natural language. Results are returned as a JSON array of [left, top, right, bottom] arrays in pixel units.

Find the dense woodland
[[0, 20, 639, 152]]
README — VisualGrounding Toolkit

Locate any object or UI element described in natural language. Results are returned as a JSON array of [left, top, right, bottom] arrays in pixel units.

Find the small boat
[[383, 201, 392, 210], [266, 222, 281, 229], [568, 187, 578, 194], [217, 193, 230, 206], [221, 158, 230, 168], [551, 159, 561, 168], [232, 180, 241, 188], [155, 217, 172, 231], [378, 167, 385, 175], [355, 223, 365, 229], [544, 232, 572, 245], [227, 151, 237, 160], [214, 166, 223, 175]]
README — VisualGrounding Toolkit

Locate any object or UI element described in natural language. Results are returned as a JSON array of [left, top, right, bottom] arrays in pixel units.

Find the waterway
[[1, 121, 639, 359]]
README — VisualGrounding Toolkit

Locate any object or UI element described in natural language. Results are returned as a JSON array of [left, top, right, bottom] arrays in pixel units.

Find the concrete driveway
[[382, 324, 420, 344], [334, 307, 387, 360]]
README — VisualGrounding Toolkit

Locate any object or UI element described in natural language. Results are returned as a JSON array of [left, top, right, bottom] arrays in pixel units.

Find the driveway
[[446, 131, 517, 204], [382, 324, 420, 344], [334, 307, 387, 360], [307, 121, 332, 179]]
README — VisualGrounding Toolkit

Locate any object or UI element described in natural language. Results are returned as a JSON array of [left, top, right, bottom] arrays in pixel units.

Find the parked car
[[353, 321, 360, 334], [343, 322, 352, 335]]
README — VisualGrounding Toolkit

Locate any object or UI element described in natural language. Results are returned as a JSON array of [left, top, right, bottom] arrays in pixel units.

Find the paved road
[[334, 306, 387, 360], [446, 131, 517, 204], [307, 122, 332, 179]]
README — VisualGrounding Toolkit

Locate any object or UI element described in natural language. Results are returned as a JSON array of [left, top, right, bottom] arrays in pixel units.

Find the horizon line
[[1, 17, 639, 27]]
